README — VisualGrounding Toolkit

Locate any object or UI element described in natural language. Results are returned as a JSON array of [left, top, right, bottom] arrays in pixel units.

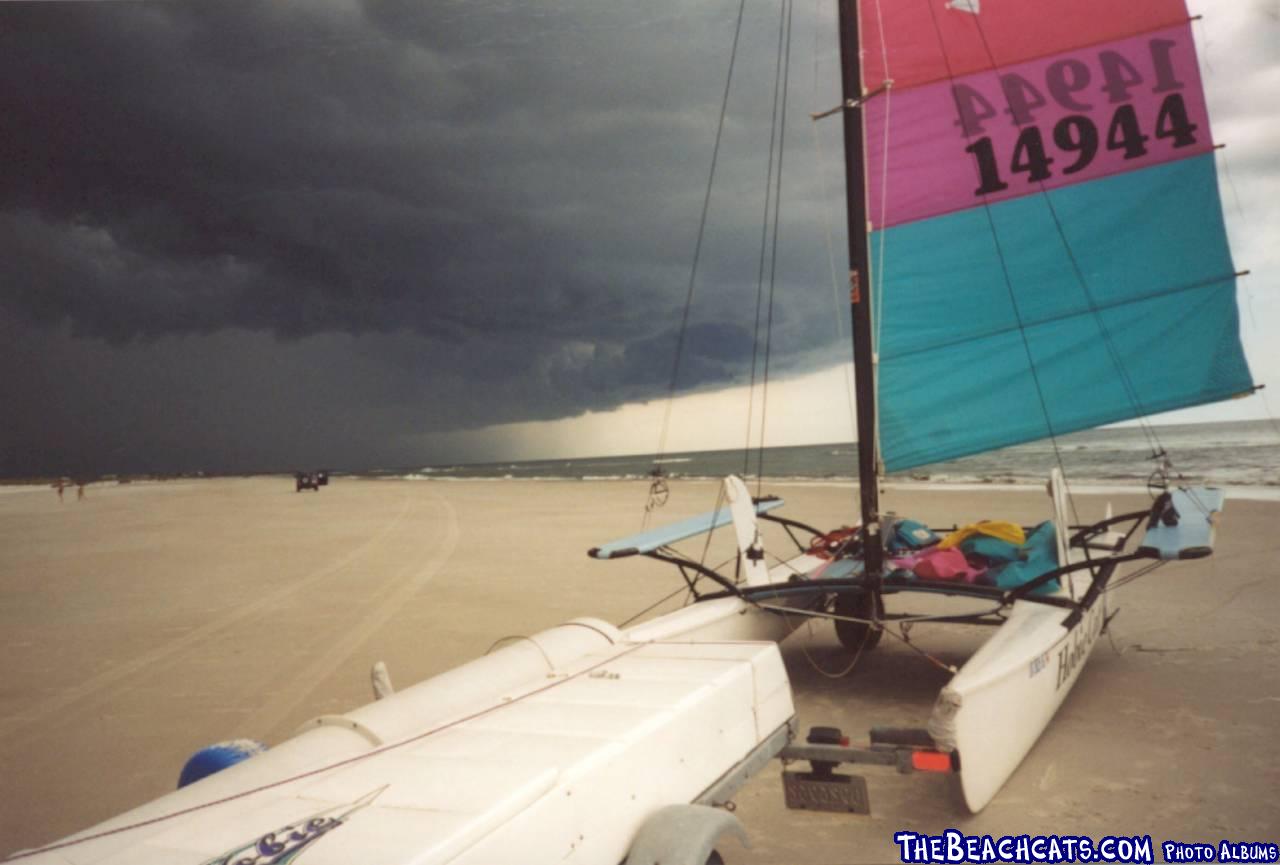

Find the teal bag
[[988, 521, 1060, 595], [960, 533, 1021, 565], [887, 518, 939, 553]]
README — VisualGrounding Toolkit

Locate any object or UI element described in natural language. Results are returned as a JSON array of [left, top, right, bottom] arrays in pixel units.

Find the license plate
[[782, 770, 870, 814]]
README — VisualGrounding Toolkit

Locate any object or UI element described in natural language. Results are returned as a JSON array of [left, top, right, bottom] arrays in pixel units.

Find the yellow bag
[[936, 520, 1026, 550]]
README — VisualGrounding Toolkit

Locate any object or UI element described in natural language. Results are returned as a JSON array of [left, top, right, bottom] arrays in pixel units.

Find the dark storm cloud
[[0, 0, 851, 474]]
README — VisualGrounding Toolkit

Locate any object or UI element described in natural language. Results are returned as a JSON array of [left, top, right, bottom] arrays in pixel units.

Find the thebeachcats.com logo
[[893, 830, 1279, 864], [893, 831, 1152, 864]]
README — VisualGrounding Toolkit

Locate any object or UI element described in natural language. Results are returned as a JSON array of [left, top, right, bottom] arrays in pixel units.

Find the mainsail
[[857, 0, 1254, 472]]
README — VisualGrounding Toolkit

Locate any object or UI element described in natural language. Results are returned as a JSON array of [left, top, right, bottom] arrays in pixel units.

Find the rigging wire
[[1254, 387, 1280, 445], [1102, 561, 1168, 593], [809, 0, 859, 452], [653, 0, 749, 470], [869, 0, 894, 485], [619, 583, 691, 628], [755, 0, 796, 495], [743, 0, 792, 480], [758, 602, 962, 674], [696, 483, 729, 572]]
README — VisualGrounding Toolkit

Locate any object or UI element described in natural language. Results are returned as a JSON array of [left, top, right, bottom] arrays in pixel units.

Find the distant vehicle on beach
[[294, 472, 321, 492]]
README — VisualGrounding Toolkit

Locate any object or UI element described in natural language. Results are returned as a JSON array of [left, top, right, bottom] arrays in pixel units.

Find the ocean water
[[392, 420, 1280, 489]]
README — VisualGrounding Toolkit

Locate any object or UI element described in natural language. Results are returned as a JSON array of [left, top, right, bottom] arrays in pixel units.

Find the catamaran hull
[[12, 603, 800, 864], [928, 595, 1107, 812]]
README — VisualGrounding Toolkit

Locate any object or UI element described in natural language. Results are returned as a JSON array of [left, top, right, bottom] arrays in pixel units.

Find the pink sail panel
[[859, 0, 1190, 93], [866, 24, 1213, 230]]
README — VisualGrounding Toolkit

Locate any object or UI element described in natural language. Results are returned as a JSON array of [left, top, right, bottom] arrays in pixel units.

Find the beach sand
[[1, 477, 1276, 861]]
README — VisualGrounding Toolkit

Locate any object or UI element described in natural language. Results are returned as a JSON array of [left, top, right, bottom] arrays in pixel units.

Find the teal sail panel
[[876, 155, 1253, 473]]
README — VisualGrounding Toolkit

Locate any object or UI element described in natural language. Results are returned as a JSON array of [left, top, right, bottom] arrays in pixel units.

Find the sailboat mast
[[836, 0, 883, 576]]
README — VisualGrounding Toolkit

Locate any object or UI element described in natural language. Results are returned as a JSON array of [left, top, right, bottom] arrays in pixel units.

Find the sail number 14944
[[955, 37, 1202, 196]]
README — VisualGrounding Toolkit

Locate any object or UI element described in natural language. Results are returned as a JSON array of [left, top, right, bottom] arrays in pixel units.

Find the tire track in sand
[[239, 490, 461, 741], [1, 488, 416, 735]]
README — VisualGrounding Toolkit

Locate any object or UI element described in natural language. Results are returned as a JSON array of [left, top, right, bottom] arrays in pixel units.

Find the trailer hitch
[[779, 726, 956, 815]]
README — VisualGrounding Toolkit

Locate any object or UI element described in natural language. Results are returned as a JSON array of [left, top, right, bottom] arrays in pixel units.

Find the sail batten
[[882, 271, 1242, 365], [860, 0, 1254, 473]]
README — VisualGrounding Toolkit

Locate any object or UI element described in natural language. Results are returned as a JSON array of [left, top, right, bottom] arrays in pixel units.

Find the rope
[[641, 468, 669, 530], [755, 601, 978, 674], [800, 614, 870, 679], [745, 587, 873, 678], [881, 620, 960, 675]]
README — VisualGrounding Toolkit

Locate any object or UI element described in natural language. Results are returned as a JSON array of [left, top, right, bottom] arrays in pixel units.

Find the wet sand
[[1, 477, 1276, 860]]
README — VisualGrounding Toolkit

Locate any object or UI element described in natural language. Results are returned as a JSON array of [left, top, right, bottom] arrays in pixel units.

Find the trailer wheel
[[834, 590, 883, 653], [623, 804, 747, 865]]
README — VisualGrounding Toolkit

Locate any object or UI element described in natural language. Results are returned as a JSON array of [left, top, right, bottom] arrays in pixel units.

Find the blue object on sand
[[178, 739, 268, 789]]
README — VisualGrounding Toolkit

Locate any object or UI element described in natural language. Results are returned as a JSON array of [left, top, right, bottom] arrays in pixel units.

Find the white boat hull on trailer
[[4, 478, 816, 865], [11, 613, 795, 865]]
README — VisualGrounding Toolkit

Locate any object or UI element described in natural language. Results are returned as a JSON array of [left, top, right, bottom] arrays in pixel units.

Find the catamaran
[[7, 0, 1253, 863]]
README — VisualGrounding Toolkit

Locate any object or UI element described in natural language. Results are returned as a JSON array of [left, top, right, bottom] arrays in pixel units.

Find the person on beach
[[55, 479, 64, 502], [77, 482, 85, 501]]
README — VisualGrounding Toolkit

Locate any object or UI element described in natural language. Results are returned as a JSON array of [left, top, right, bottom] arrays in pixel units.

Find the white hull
[[15, 605, 797, 865], [635, 547, 1112, 815], [928, 593, 1107, 811]]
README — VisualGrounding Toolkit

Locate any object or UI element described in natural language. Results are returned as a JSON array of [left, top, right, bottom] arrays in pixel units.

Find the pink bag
[[909, 547, 983, 582]]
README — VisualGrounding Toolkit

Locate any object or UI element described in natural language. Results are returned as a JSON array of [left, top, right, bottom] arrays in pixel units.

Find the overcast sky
[[1, 0, 1275, 477]]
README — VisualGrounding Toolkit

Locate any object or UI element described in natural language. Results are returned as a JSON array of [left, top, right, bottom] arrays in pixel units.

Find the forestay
[[857, 0, 1254, 472]]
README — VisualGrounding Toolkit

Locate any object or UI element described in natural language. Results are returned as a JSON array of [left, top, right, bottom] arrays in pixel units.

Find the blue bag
[[887, 518, 939, 553]]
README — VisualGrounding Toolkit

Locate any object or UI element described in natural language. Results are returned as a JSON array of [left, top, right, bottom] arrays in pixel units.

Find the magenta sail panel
[[866, 23, 1213, 230]]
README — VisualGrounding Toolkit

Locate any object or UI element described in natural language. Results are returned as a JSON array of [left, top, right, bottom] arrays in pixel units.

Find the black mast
[[836, 0, 883, 577]]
